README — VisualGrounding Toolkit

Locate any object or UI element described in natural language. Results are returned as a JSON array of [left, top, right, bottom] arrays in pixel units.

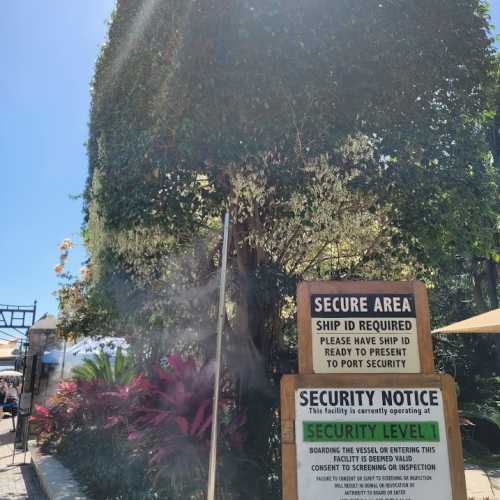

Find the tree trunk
[[229, 219, 282, 498], [485, 258, 500, 368], [486, 258, 498, 309], [472, 262, 488, 312]]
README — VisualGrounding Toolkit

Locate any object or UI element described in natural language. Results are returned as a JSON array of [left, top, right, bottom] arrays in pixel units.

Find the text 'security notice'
[[295, 388, 452, 500], [311, 294, 420, 373]]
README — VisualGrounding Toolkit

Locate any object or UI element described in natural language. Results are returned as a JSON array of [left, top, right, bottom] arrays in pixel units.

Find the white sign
[[311, 294, 420, 373], [295, 387, 452, 500], [19, 392, 32, 413]]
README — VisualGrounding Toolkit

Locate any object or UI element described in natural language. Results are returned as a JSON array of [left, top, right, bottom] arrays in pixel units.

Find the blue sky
[[492, 1, 500, 49], [0, 1, 115, 326], [0, 2, 499, 329]]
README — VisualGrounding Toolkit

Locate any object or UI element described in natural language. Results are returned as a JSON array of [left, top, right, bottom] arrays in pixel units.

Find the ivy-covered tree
[[83, 0, 497, 496]]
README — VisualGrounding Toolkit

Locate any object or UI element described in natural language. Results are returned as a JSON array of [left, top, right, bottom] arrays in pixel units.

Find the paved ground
[[0, 413, 46, 500], [464, 464, 500, 499]]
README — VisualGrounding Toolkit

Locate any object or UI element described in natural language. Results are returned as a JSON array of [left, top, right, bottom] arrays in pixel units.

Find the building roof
[[0, 341, 18, 360], [30, 315, 58, 332]]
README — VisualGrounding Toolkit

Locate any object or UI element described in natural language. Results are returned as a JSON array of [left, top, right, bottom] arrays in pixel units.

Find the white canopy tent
[[42, 337, 129, 379]]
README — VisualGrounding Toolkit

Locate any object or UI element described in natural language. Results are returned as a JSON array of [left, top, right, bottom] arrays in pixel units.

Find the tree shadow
[[20, 464, 47, 499], [0, 428, 15, 447]]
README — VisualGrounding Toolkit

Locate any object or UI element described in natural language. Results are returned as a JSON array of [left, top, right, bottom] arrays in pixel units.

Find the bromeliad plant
[[31, 352, 246, 498], [123, 354, 246, 496]]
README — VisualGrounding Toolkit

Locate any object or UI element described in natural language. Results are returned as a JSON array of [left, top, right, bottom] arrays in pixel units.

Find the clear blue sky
[[0, 2, 498, 329], [0, 1, 115, 326], [492, 1, 500, 49]]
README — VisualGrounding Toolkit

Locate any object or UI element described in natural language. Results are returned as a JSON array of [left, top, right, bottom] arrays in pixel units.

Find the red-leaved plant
[[30, 381, 81, 444], [31, 353, 246, 494], [31, 379, 135, 443], [124, 354, 246, 489]]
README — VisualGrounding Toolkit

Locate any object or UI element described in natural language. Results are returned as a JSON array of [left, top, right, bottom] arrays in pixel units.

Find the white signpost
[[295, 387, 452, 500]]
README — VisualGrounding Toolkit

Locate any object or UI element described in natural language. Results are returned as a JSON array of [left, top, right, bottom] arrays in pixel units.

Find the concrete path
[[0, 414, 46, 500], [487, 468, 500, 499], [465, 463, 500, 499], [466, 465, 495, 499]]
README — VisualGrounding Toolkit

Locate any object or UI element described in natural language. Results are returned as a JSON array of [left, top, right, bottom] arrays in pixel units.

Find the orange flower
[[54, 264, 64, 274], [79, 266, 91, 281], [60, 238, 72, 250]]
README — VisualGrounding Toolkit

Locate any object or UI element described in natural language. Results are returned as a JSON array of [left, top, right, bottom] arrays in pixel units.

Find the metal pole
[[60, 338, 67, 380], [22, 353, 38, 464], [10, 303, 35, 464], [207, 212, 230, 500], [12, 341, 29, 463]]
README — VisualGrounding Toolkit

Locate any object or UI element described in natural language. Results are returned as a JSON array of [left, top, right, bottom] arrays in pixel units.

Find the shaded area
[[0, 417, 46, 500]]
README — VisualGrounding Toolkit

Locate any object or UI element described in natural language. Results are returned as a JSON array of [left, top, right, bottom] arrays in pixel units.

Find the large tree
[[83, 1, 497, 496]]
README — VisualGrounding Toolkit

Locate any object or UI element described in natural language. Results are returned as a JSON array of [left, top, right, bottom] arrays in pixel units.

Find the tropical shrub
[[56, 427, 155, 500], [31, 353, 246, 499], [30, 379, 130, 449], [31, 381, 82, 447], [124, 354, 246, 497], [72, 347, 136, 385]]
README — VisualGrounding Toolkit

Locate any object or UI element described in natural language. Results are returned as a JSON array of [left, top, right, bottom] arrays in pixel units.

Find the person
[[3, 382, 18, 431], [0, 379, 6, 405], [5, 382, 18, 405]]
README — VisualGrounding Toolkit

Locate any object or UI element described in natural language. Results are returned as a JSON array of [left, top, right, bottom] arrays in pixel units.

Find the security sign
[[296, 387, 450, 499], [298, 282, 434, 374], [311, 293, 419, 373], [281, 374, 467, 500]]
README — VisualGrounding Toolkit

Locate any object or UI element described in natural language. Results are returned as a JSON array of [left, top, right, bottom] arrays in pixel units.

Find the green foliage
[[72, 348, 136, 385], [85, 0, 498, 321], [89, 1, 493, 215], [58, 428, 156, 500], [57, 272, 115, 340], [33, 354, 246, 500], [78, 0, 500, 495]]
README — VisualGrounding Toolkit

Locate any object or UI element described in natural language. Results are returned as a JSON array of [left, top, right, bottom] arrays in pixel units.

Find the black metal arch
[[0, 302, 37, 462], [0, 302, 36, 333]]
